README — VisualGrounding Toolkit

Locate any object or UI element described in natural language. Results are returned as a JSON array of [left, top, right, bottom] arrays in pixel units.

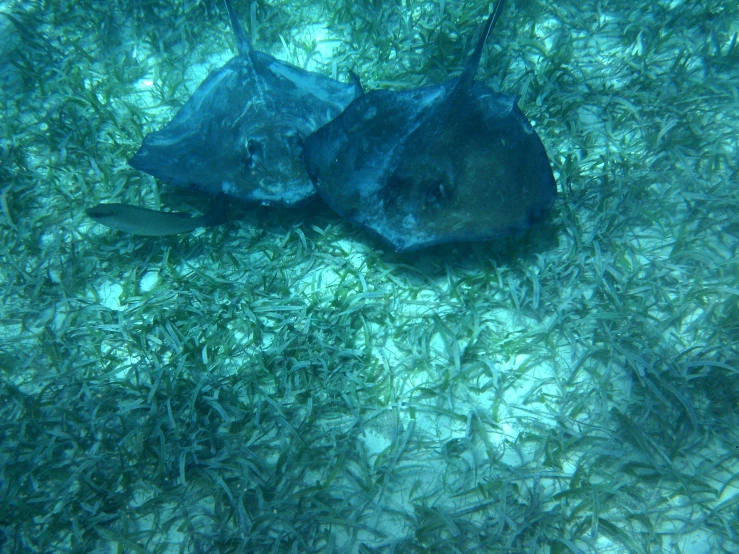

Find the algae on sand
[[1, 0, 738, 552]]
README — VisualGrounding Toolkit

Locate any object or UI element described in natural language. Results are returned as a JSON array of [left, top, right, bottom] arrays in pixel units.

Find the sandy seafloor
[[1, 0, 738, 552]]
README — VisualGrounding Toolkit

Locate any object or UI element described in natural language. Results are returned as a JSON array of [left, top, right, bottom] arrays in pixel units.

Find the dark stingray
[[128, 0, 360, 206], [303, 0, 556, 251]]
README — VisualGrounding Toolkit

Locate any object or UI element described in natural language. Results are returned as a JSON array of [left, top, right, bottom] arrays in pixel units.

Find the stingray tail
[[224, 0, 253, 60], [456, 0, 506, 92]]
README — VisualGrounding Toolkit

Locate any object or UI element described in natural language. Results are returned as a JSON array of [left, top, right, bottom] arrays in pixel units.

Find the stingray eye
[[242, 138, 263, 169], [383, 171, 408, 208], [247, 138, 262, 156], [424, 180, 452, 209], [286, 131, 304, 153]]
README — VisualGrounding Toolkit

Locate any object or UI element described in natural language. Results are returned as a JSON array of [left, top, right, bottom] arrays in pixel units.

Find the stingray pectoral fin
[[86, 200, 228, 236]]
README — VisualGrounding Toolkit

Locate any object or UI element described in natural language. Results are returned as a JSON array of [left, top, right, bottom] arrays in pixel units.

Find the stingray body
[[303, 0, 556, 251], [129, 0, 359, 206]]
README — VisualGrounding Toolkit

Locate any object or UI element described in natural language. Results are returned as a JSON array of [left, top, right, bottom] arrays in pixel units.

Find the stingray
[[129, 0, 360, 206], [303, 0, 556, 252], [88, 0, 362, 237]]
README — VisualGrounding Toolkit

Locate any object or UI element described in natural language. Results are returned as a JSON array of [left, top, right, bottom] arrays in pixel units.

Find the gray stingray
[[303, 0, 556, 252], [128, 0, 360, 206]]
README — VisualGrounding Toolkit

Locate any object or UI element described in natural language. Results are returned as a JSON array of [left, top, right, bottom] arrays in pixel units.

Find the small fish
[[86, 201, 227, 236]]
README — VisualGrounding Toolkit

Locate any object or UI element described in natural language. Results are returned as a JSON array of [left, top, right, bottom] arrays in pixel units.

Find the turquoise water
[[1, 0, 737, 552]]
